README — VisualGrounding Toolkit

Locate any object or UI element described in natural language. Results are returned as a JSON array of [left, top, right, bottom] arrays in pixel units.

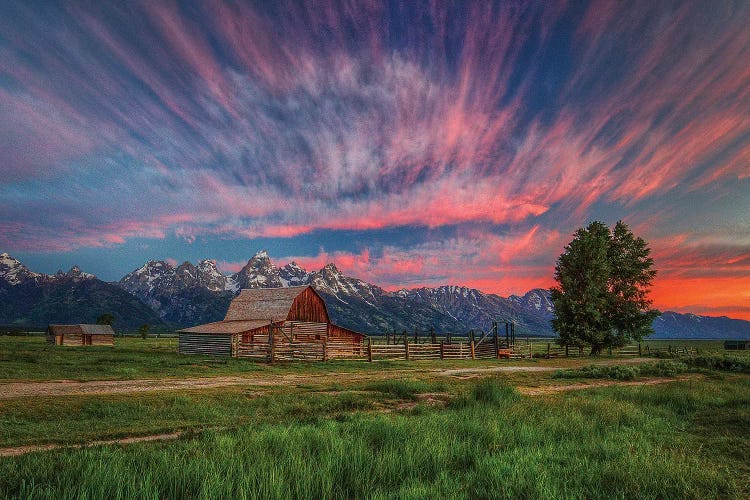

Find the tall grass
[[1, 377, 746, 499]]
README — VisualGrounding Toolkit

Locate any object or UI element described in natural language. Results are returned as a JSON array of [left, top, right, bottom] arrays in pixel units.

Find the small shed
[[178, 285, 366, 357], [47, 324, 115, 346], [724, 340, 750, 350]]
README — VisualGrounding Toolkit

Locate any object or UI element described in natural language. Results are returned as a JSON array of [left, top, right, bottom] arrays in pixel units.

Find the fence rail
[[232, 334, 698, 364]]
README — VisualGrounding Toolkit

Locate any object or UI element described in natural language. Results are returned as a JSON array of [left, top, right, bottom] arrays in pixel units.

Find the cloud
[[0, 1, 749, 317]]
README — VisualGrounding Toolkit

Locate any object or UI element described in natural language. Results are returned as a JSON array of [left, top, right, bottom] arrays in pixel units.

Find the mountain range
[[2, 251, 749, 339]]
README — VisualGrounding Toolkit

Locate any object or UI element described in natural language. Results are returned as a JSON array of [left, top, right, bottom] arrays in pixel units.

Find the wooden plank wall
[[288, 321, 328, 342], [62, 334, 83, 346], [178, 333, 233, 356], [286, 288, 329, 323], [90, 335, 114, 346]]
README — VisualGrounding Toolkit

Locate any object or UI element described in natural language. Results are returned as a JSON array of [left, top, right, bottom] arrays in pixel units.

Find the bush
[[554, 361, 688, 380], [684, 355, 750, 373], [653, 350, 681, 359], [638, 360, 688, 377], [554, 364, 638, 380]]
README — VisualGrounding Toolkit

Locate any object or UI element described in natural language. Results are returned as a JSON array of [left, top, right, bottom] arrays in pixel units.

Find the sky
[[0, 1, 749, 319]]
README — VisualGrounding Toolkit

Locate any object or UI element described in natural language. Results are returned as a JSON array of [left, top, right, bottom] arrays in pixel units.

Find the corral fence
[[234, 334, 705, 363], [232, 317, 703, 363]]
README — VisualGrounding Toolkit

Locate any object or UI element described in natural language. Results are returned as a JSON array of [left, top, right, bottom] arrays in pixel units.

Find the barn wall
[[62, 334, 83, 346], [241, 324, 271, 344], [287, 321, 328, 342], [286, 287, 329, 323], [91, 335, 114, 346], [179, 333, 233, 356], [329, 324, 365, 344]]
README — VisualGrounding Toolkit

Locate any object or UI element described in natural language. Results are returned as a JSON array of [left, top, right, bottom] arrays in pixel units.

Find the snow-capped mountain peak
[[195, 259, 232, 292], [279, 261, 312, 286], [231, 251, 283, 289], [509, 288, 554, 319], [0, 252, 40, 285], [65, 265, 96, 280]]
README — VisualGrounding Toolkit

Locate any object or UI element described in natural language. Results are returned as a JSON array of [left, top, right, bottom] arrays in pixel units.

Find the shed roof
[[224, 285, 312, 322], [48, 324, 115, 335], [179, 320, 273, 335]]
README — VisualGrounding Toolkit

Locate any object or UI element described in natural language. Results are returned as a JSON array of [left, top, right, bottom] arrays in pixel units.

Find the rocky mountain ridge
[[0, 253, 164, 330], [2, 251, 749, 338]]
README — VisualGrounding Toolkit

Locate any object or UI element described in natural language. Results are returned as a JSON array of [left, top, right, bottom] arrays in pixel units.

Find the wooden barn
[[46, 324, 115, 346], [178, 285, 366, 359]]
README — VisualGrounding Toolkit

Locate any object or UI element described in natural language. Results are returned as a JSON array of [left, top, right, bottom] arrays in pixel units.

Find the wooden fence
[[233, 335, 685, 364]]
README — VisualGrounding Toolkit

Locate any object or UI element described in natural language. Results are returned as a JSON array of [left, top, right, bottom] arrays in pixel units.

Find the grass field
[[1, 336, 749, 498]]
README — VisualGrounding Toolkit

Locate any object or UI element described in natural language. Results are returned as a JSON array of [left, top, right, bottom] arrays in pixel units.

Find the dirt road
[[0, 432, 183, 457], [0, 358, 655, 400], [517, 374, 699, 396]]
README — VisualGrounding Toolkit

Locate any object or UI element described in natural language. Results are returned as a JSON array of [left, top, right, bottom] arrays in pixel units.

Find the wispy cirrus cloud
[[1, 0, 749, 318]]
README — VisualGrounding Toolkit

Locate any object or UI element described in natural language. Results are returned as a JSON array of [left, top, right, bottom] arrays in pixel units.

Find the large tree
[[551, 221, 659, 355]]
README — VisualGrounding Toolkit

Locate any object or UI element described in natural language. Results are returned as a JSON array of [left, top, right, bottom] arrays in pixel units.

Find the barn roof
[[179, 320, 273, 334], [224, 285, 313, 322], [48, 324, 115, 335]]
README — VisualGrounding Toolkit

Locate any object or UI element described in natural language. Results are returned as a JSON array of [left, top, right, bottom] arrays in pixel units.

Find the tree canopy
[[96, 313, 115, 326], [550, 221, 659, 355]]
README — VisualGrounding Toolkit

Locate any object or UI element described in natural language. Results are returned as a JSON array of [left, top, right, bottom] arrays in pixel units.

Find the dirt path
[[0, 358, 655, 400], [0, 432, 182, 457], [518, 374, 700, 396]]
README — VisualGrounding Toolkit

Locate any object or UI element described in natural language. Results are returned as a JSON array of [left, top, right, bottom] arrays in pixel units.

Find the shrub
[[639, 360, 688, 377], [684, 355, 750, 373], [653, 350, 681, 359], [553, 361, 688, 380]]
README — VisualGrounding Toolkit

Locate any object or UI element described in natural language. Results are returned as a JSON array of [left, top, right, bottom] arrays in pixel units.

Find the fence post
[[638, 343, 642, 356], [367, 337, 372, 362], [405, 339, 410, 361], [414, 328, 418, 344], [529, 340, 533, 359], [565, 345, 569, 357], [323, 340, 328, 362], [440, 341, 444, 360], [494, 329, 499, 359], [608, 346, 613, 356], [470, 340, 475, 360], [269, 324, 275, 364]]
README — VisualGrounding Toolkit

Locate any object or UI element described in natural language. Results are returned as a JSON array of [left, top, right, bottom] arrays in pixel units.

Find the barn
[[178, 285, 366, 359], [46, 324, 115, 346]]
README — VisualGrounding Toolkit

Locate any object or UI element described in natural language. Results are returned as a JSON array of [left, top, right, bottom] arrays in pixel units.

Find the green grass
[[0, 336, 749, 498], [360, 379, 447, 400], [1, 376, 748, 498], [0, 336, 590, 382]]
